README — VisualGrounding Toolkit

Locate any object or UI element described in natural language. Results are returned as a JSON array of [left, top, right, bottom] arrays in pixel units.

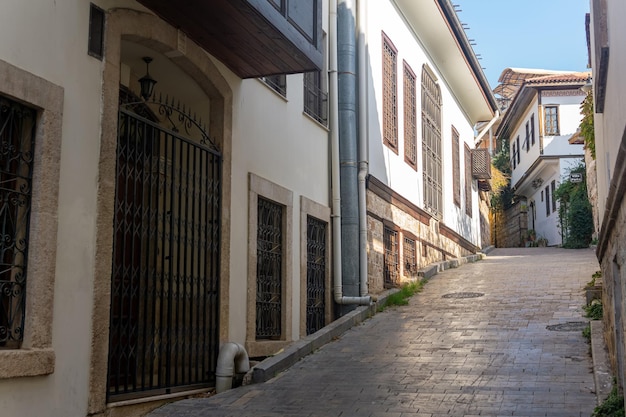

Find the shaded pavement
[[151, 248, 600, 417]]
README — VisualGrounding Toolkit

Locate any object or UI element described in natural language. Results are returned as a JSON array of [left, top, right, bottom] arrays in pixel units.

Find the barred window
[[525, 121, 530, 152], [551, 180, 557, 213], [452, 127, 461, 207], [0, 96, 36, 348], [403, 236, 417, 276], [382, 32, 398, 152], [464, 144, 473, 218], [544, 106, 559, 136], [545, 185, 551, 217], [421, 65, 442, 217], [383, 227, 399, 288], [403, 62, 417, 168], [256, 197, 283, 340], [512, 141, 517, 169], [303, 71, 328, 125], [261, 74, 287, 97]]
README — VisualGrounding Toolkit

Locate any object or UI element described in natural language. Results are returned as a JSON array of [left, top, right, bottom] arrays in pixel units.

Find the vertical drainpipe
[[330, 0, 370, 308], [357, 0, 369, 297], [337, 0, 359, 309]]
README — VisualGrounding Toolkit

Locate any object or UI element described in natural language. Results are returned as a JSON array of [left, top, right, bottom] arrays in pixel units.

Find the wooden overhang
[[137, 0, 323, 78]]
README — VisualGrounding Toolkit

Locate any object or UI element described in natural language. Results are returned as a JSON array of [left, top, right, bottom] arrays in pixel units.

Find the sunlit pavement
[[151, 247, 599, 417]]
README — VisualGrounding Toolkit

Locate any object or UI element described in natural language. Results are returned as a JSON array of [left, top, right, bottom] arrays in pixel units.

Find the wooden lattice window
[[452, 127, 460, 207], [421, 65, 442, 217], [403, 62, 417, 168], [382, 32, 398, 152], [464, 144, 472, 217]]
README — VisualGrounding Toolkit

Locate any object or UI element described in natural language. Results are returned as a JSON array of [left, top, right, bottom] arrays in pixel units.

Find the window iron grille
[[306, 216, 326, 335], [403, 237, 417, 276], [0, 95, 36, 348], [544, 106, 559, 136], [384, 227, 400, 288], [261, 75, 287, 97], [303, 71, 328, 125], [256, 197, 283, 340]]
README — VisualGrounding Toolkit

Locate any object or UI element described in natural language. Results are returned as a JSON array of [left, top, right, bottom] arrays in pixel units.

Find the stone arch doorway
[[88, 8, 232, 413]]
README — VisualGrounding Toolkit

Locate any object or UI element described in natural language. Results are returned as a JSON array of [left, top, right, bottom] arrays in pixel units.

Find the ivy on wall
[[555, 164, 594, 248]]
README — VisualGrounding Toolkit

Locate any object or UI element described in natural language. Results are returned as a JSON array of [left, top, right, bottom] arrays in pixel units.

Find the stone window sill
[[0, 348, 55, 379]]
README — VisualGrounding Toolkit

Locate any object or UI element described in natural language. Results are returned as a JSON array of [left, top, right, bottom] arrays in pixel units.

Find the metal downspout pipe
[[357, 0, 369, 297], [330, 0, 370, 306]]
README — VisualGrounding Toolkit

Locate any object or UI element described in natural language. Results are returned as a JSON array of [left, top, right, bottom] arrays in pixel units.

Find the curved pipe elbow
[[215, 342, 250, 393]]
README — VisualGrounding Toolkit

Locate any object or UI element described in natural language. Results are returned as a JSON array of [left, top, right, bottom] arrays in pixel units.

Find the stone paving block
[[148, 248, 601, 417]]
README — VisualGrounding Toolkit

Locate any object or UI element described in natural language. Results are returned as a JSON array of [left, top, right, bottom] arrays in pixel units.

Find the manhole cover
[[442, 292, 485, 299], [546, 321, 588, 332]]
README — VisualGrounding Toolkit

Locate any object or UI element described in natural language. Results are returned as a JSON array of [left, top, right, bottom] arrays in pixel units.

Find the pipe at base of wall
[[215, 342, 250, 393]]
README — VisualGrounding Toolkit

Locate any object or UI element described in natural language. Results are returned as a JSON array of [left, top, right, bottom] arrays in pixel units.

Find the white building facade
[[363, 0, 497, 292], [496, 71, 588, 246]]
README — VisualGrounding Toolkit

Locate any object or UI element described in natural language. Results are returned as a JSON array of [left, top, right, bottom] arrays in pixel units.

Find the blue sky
[[454, 0, 590, 89]]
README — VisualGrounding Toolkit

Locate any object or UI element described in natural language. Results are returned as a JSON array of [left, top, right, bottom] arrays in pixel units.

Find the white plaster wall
[[592, 0, 626, 220], [365, 0, 480, 245], [541, 93, 586, 156], [532, 170, 562, 246], [511, 94, 585, 187]]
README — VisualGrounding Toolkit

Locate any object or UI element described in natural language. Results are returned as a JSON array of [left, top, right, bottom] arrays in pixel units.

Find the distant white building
[[496, 70, 589, 246], [361, 0, 497, 291]]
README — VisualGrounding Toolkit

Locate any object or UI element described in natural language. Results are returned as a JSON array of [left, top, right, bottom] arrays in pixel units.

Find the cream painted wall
[[0, 1, 139, 416], [592, 0, 626, 220], [0, 1, 330, 416], [365, 0, 481, 246], [226, 75, 331, 344]]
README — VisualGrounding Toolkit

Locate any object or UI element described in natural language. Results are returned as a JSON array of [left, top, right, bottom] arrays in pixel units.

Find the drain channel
[[442, 292, 485, 299]]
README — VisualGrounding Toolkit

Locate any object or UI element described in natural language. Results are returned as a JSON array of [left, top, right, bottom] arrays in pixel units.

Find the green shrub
[[379, 279, 427, 311], [592, 384, 624, 417], [582, 324, 591, 342], [584, 300, 603, 320]]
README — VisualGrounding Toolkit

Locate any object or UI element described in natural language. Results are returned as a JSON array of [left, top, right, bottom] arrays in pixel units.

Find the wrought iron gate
[[108, 96, 221, 401]]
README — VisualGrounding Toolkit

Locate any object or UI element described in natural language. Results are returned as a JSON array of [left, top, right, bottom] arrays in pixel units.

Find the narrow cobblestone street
[[151, 248, 600, 417]]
